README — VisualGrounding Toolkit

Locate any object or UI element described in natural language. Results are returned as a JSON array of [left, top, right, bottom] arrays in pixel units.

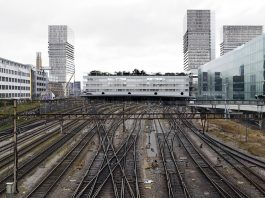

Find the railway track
[[168, 116, 247, 198], [73, 106, 145, 198], [25, 121, 97, 197], [181, 118, 265, 197], [183, 119, 265, 169], [0, 120, 90, 194], [0, 106, 102, 174], [154, 119, 189, 198], [24, 103, 126, 197], [0, 105, 88, 142], [0, 119, 46, 141], [0, 119, 77, 172]]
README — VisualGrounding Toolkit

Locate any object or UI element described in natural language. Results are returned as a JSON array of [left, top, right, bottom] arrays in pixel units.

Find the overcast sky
[[0, 0, 265, 81]]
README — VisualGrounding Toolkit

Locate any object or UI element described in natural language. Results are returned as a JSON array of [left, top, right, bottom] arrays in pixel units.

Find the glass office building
[[198, 34, 265, 100]]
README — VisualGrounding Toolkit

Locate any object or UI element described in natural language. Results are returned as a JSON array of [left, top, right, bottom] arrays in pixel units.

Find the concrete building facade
[[83, 75, 190, 97], [70, 81, 81, 96], [0, 57, 31, 99], [31, 68, 48, 99], [220, 25, 263, 56], [36, 52, 42, 70], [48, 25, 75, 97], [183, 10, 215, 74]]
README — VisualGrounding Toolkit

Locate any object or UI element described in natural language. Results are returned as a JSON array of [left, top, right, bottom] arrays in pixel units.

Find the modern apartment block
[[0, 57, 31, 99], [220, 25, 263, 55], [83, 74, 190, 97], [183, 10, 215, 73], [48, 25, 75, 97]]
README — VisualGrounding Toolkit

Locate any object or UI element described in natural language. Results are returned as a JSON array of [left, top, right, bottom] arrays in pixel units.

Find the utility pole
[[123, 102, 125, 133], [224, 83, 230, 119], [245, 123, 248, 142], [13, 99, 18, 193]]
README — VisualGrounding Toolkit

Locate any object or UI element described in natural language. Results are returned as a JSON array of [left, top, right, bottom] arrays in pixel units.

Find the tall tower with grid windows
[[48, 25, 75, 97], [220, 25, 263, 55], [183, 10, 215, 74]]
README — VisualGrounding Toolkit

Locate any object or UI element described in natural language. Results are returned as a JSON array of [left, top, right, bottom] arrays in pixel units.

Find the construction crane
[[65, 71, 75, 97]]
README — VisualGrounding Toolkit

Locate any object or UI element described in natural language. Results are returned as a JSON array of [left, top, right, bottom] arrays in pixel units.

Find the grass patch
[[202, 119, 265, 158], [0, 117, 39, 132], [0, 101, 41, 117]]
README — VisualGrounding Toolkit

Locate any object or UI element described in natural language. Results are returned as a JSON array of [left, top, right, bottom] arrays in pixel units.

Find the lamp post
[[13, 99, 18, 193], [255, 94, 264, 130], [224, 83, 230, 119]]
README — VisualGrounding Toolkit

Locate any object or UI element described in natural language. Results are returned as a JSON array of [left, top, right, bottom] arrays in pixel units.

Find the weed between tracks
[[196, 119, 265, 158]]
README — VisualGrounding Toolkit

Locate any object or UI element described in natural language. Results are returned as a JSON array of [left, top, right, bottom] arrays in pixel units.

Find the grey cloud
[[0, 0, 265, 82]]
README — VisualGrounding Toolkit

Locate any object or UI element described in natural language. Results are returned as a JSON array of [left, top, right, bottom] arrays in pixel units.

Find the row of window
[[0, 85, 30, 90], [0, 76, 30, 84], [86, 84, 189, 87], [0, 59, 29, 68], [37, 88, 46, 92], [86, 89, 188, 92], [0, 67, 30, 77], [37, 82, 46, 86], [0, 93, 30, 98], [37, 76, 47, 81]]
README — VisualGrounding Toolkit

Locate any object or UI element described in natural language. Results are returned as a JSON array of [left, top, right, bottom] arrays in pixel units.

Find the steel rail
[[76, 120, 141, 198], [184, 119, 265, 169], [25, 121, 96, 198], [154, 118, 189, 198], [0, 120, 89, 194], [181, 119, 265, 196], [72, 105, 136, 197], [82, 107, 142, 198], [74, 108, 144, 198], [169, 118, 247, 198]]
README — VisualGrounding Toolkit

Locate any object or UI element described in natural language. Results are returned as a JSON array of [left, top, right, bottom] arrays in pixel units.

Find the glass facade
[[198, 34, 265, 100]]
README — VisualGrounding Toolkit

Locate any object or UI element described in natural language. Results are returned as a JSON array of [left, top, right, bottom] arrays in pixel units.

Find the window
[[202, 72, 208, 82]]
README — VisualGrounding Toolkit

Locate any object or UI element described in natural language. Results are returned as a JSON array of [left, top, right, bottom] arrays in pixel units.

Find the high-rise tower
[[220, 25, 263, 55], [36, 52, 42, 70], [48, 25, 75, 97], [183, 10, 215, 74]]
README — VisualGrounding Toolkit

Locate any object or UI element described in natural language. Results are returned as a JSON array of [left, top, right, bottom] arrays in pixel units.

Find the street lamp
[[255, 95, 265, 130], [224, 83, 230, 119]]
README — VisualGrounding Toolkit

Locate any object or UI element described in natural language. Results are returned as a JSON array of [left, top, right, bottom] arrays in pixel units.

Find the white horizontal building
[[0, 57, 31, 99], [83, 75, 190, 97]]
